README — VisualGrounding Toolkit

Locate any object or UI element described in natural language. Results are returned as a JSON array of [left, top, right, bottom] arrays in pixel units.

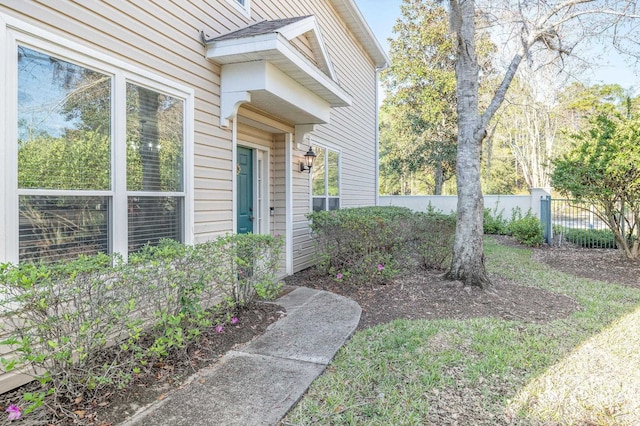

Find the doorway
[[237, 146, 254, 234]]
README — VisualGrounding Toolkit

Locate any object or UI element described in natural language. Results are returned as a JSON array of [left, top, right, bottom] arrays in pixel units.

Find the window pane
[[312, 197, 326, 212], [18, 47, 111, 190], [328, 150, 339, 196], [311, 146, 325, 196], [19, 195, 109, 264], [328, 198, 340, 211], [126, 84, 184, 192], [128, 196, 182, 253]]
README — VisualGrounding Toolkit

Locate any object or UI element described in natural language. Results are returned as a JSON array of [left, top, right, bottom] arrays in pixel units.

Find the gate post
[[540, 195, 552, 244]]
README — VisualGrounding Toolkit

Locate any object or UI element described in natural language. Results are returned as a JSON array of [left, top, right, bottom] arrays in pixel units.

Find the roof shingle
[[209, 16, 312, 42]]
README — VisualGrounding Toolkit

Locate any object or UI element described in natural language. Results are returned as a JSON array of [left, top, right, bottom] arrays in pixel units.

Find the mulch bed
[[531, 244, 640, 288], [284, 264, 578, 331], [0, 303, 285, 426], [3, 236, 639, 425]]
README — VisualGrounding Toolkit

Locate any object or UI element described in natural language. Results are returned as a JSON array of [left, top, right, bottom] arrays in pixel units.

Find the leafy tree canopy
[[551, 112, 640, 258]]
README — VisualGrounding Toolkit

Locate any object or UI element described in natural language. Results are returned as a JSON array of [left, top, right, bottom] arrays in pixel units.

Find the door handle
[[249, 215, 255, 222]]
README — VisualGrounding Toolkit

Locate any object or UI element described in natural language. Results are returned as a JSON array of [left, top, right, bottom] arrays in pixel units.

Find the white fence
[[379, 188, 551, 219]]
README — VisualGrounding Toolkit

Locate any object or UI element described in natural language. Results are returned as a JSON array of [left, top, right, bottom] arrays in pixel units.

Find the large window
[[6, 35, 192, 264], [311, 145, 340, 212]]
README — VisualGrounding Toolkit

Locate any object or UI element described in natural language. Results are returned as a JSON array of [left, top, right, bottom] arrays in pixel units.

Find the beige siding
[[1, 0, 380, 389], [1, 0, 378, 269], [237, 122, 273, 149], [272, 138, 287, 240], [1, 0, 248, 248], [290, 33, 319, 67], [250, 0, 379, 271]]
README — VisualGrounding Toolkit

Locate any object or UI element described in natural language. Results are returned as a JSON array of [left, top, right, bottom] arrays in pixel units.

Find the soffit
[[329, 0, 389, 69]]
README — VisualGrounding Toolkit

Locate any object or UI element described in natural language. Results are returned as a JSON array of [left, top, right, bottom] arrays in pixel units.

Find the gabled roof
[[204, 3, 388, 127], [206, 15, 350, 119], [212, 16, 312, 41]]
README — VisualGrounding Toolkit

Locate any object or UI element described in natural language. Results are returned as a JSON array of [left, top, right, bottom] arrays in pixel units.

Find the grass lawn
[[283, 239, 640, 425]]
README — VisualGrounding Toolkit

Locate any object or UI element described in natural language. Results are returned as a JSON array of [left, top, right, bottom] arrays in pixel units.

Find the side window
[[311, 145, 340, 212], [126, 83, 185, 253], [226, 0, 251, 17]]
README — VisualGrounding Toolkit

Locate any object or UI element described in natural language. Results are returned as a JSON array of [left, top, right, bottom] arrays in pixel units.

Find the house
[[0, 1, 387, 391], [0, 0, 388, 272]]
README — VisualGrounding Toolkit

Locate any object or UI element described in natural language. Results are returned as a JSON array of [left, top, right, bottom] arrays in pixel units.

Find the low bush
[[308, 207, 414, 283], [412, 211, 456, 270], [0, 234, 282, 418], [483, 205, 509, 235], [507, 208, 544, 247], [308, 206, 456, 283]]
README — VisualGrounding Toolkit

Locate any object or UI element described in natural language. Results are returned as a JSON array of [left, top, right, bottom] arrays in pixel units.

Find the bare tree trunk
[[446, 0, 490, 288], [434, 161, 444, 195]]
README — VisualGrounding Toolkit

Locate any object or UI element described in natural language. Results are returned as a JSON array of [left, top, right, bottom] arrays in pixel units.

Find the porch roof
[[205, 15, 352, 127]]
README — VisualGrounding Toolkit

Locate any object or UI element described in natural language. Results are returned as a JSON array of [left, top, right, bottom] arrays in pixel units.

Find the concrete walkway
[[120, 287, 362, 426]]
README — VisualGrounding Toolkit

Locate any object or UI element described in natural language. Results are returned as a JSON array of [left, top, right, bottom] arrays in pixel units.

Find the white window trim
[[1, 13, 195, 264], [225, 0, 251, 18], [310, 142, 342, 212]]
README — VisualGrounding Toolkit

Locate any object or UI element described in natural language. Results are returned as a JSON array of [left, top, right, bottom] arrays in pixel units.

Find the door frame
[[234, 142, 270, 236]]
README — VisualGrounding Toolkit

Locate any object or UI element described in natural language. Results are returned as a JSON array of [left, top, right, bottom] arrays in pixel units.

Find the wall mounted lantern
[[300, 146, 317, 173]]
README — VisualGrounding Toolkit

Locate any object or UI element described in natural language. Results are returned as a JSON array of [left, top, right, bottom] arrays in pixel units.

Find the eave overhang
[[205, 16, 352, 127]]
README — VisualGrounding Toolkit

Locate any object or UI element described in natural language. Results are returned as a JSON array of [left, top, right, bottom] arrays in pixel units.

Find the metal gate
[[540, 198, 630, 249]]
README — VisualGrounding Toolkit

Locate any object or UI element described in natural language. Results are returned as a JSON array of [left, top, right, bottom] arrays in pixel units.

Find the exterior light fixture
[[300, 146, 317, 173]]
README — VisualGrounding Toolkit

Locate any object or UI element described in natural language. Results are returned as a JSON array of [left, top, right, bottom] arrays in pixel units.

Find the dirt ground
[[531, 243, 640, 288], [285, 266, 580, 331], [3, 236, 639, 425], [0, 303, 285, 426], [286, 236, 639, 332]]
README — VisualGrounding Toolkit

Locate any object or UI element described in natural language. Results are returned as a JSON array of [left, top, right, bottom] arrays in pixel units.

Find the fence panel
[[550, 199, 618, 249], [540, 196, 552, 244]]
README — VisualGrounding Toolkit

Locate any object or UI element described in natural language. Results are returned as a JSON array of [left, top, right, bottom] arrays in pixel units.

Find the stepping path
[[120, 287, 362, 426]]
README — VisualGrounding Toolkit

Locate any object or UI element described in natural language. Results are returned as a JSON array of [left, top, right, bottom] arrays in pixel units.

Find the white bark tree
[[446, 0, 640, 288], [497, 68, 562, 190]]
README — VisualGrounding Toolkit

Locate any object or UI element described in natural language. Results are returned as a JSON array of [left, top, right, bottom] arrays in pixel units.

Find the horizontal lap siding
[[1, 1, 379, 392], [3, 0, 377, 274], [272, 134, 288, 276], [251, 0, 379, 271], [0, 0, 250, 392], [1, 0, 247, 248], [292, 147, 314, 271]]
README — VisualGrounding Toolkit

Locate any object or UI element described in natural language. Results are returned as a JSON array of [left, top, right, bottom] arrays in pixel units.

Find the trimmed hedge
[[561, 227, 618, 248], [308, 206, 455, 283], [0, 234, 282, 417]]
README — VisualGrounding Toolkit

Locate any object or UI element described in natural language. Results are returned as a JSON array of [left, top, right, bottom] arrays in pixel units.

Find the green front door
[[237, 146, 254, 234]]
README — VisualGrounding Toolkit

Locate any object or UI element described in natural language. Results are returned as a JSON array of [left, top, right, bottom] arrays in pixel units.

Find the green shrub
[[561, 228, 618, 248], [308, 207, 414, 283], [483, 205, 509, 235], [0, 234, 282, 418], [507, 208, 544, 246], [412, 212, 456, 269], [308, 206, 456, 282]]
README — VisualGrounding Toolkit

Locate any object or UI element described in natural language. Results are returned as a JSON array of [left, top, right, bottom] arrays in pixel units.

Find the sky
[[353, 0, 638, 92]]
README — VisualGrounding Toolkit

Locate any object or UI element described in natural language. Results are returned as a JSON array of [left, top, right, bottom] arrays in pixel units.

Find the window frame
[[310, 144, 341, 212], [1, 14, 194, 264], [225, 0, 251, 18]]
